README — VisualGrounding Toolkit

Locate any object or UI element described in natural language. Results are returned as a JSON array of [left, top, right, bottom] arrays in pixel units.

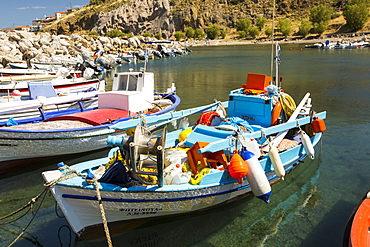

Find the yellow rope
[[94, 179, 113, 247], [279, 93, 296, 118]]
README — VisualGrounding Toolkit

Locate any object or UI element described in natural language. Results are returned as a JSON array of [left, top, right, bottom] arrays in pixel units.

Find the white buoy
[[239, 136, 261, 158], [300, 130, 315, 159], [268, 143, 285, 180], [240, 147, 272, 203]]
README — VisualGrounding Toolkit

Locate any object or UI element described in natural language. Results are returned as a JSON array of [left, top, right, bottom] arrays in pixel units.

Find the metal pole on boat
[[129, 142, 137, 172], [270, 0, 276, 82], [156, 145, 164, 187], [275, 41, 279, 88]]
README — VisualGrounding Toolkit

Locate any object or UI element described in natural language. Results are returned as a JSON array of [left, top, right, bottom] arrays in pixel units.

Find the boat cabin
[[98, 71, 155, 112]]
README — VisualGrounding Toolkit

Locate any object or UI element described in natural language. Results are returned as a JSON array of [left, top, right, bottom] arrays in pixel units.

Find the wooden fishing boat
[[0, 70, 180, 173], [343, 190, 370, 247], [42, 45, 327, 240]]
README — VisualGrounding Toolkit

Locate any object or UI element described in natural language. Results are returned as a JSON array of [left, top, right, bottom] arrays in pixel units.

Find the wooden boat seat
[[45, 108, 137, 126], [186, 141, 228, 175]]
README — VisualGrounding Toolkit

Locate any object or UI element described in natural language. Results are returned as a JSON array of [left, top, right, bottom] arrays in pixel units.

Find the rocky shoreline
[[0, 31, 191, 69], [1, 30, 369, 69]]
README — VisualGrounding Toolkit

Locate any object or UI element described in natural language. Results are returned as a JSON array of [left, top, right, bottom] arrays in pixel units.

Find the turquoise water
[[1, 44, 370, 246]]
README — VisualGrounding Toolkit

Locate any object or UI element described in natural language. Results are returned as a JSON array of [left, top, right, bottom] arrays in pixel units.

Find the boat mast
[[270, 0, 276, 85]]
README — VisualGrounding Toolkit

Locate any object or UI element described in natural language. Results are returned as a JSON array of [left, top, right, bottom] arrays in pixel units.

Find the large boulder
[[91, 0, 177, 39]]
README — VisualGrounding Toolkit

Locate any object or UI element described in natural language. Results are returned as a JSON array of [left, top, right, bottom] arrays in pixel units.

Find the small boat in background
[[343, 190, 370, 247], [0, 68, 101, 97], [42, 43, 327, 240]]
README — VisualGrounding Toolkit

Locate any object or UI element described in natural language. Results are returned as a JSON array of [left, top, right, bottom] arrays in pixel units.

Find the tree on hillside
[[278, 19, 292, 37], [249, 26, 260, 38], [194, 28, 206, 39], [313, 22, 327, 35], [235, 19, 252, 32], [205, 25, 221, 39], [310, 5, 332, 24], [299, 20, 311, 37], [256, 16, 267, 31], [174, 31, 185, 41], [265, 27, 273, 37], [185, 27, 195, 39], [309, 5, 332, 35], [220, 29, 227, 39], [343, 0, 369, 31]]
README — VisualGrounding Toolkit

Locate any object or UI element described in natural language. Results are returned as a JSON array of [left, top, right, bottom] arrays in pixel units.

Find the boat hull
[[43, 132, 322, 238], [0, 127, 118, 163]]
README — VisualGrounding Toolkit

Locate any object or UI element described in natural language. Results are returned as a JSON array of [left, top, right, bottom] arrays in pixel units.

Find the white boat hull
[[43, 132, 322, 237]]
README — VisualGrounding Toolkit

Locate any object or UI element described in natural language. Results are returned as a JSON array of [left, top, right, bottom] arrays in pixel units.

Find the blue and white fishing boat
[[42, 43, 327, 240], [0, 69, 180, 173]]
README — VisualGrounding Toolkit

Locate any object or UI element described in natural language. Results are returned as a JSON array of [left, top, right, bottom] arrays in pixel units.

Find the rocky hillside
[[42, 0, 346, 38]]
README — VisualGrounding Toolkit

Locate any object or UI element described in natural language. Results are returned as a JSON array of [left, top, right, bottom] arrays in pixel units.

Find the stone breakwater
[[0, 31, 191, 68]]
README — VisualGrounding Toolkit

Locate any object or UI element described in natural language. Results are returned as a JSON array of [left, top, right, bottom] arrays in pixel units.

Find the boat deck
[[46, 108, 136, 126]]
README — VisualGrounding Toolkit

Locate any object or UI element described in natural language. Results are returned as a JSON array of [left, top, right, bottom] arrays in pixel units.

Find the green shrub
[[249, 26, 260, 38], [299, 20, 311, 37], [205, 25, 221, 40], [154, 33, 162, 40], [220, 29, 227, 39], [278, 19, 292, 37], [238, 30, 247, 38], [106, 29, 124, 38], [194, 28, 205, 39], [235, 18, 252, 32], [256, 16, 267, 31], [265, 27, 273, 37], [309, 4, 332, 34], [343, 0, 369, 31], [143, 31, 152, 37], [174, 31, 185, 41], [185, 27, 195, 38], [88, 30, 99, 36]]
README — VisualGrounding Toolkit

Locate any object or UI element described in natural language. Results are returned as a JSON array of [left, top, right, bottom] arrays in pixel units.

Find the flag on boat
[[275, 43, 282, 64]]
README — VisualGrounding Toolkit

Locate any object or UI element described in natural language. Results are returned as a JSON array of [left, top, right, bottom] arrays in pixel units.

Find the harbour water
[[1, 43, 370, 246]]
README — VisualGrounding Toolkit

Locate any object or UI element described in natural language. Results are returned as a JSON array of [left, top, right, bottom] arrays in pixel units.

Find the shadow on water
[[0, 148, 110, 247], [300, 199, 354, 247]]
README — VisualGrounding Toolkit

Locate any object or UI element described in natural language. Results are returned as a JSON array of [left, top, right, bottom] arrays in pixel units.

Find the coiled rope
[[279, 93, 296, 118]]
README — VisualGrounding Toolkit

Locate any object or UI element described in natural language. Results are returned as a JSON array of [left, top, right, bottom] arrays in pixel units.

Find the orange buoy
[[311, 117, 326, 133], [228, 153, 248, 183], [271, 101, 282, 126]]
